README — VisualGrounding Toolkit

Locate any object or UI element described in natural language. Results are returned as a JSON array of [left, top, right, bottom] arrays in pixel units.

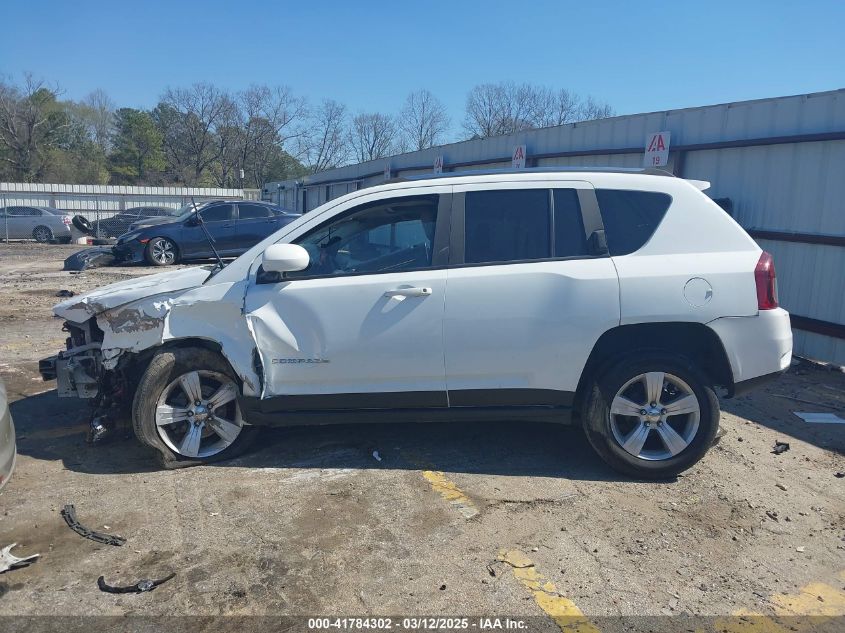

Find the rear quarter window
[[595, 189, 672, 255]]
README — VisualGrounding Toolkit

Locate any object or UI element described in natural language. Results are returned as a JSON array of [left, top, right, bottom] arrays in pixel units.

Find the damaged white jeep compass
[[39, 169, 792, 477]]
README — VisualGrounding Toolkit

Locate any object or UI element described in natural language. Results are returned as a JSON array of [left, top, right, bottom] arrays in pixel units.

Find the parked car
[[112, 200, 299, 266], [39, 168, 792, 477], [126, 200, 227, 232], [0, 380, 16, 491], [91, 206, 181, 238], [0, 206, 73, 243]]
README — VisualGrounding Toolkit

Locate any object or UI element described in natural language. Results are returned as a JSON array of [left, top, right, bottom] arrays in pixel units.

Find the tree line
[[0, 73, 613, 188]]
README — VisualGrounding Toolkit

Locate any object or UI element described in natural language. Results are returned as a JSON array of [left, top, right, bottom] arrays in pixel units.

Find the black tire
[[32, 225, 53, 243], [582, 352, 719, 479], [71, 215, 93, 235], [144, 236, 179, 266], [132, 347, 259, 469]]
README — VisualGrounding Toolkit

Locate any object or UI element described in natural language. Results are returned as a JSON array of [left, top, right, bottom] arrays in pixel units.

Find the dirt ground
[[0, 243, 843, 629]]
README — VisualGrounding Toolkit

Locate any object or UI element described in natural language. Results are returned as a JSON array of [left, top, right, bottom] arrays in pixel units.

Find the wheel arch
[[146, 235, 181, 264], [573, 321, 735, 421]]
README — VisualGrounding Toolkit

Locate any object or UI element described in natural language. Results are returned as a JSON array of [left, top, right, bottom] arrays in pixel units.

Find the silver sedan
[[0, 380, 15, 491], [0, 206, 73, 243]]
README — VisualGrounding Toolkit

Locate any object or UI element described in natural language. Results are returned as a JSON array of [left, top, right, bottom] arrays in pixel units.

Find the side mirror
[[262, 243, 309, 273]]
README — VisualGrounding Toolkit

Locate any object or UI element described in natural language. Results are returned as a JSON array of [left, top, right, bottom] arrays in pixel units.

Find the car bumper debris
[[0, 544, 39, 573]]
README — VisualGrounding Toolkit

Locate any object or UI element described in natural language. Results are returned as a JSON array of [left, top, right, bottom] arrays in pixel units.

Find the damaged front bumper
[[39, 320, 105, 399]]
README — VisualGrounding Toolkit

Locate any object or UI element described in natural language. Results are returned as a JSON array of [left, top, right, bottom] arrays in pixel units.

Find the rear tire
[[145, 236, 179, 266], [132, 347, 258, 469], [32, 225, 53, 243], [582, 352, 719, 479]]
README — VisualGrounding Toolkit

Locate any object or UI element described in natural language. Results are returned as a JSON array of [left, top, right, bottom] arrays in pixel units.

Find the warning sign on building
[[433, 155, 443, 174], [644, 131, 671, 167], [512, 145, 526, 169]]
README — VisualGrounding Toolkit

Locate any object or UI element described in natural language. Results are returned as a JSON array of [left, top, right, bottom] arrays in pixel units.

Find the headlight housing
[[118, 231, 142, 244]]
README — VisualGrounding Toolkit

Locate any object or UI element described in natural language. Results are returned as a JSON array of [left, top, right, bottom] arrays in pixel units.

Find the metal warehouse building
[[264, 89, 845, 366]]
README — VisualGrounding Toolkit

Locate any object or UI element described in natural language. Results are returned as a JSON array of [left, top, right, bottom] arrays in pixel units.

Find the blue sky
[[2, 0, 843, 138]]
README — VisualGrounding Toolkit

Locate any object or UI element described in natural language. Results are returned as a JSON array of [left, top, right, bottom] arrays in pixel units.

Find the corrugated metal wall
[[271, 89, 845, 366]]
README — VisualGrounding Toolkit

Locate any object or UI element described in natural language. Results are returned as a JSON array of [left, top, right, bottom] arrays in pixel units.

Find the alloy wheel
[[608, 371, 700, 461], [155, 370, 243, 458], [151, 239, 176, 264]]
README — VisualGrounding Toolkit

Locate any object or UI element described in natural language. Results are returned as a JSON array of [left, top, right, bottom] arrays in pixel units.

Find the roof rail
[[396, 166, 676, 181]]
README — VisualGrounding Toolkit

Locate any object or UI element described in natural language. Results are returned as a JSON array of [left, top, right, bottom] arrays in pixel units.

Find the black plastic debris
[[836, 472, 844, 479], [63, 246, 116, 272], [771, 441, 790, 455], [55, 290, 75, 298], [60, 504, 126, 546], [97, 573, 175, 594]]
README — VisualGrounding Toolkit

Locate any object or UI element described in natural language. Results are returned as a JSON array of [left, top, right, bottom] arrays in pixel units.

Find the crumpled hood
[[54, 266, 212, 323]]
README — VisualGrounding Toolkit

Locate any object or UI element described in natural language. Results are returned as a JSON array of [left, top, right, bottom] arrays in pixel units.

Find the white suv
[[40, 169, 792, 478]]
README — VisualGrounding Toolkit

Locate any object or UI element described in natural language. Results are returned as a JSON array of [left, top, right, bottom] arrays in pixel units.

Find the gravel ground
[[0, 243, 843, 628]]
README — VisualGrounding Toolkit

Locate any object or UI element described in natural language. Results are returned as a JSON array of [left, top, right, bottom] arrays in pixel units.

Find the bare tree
[[399, 90, 450, 151], [577, 96, 614, 121], [462, 82, 535, 138], [237, 85, 308, 187], [298, 99, 349, 174], [350, 112, 397, 162], [157, 82, 234, 184], [81, 89, 115, 153], [0, 74, 68, 181], [463, 82, 615, 138], [529, 88, 581, 128]]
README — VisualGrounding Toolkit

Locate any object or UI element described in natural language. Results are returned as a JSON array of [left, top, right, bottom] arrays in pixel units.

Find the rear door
[[236, 203, 282, 250], [443, 181, 620, 409]]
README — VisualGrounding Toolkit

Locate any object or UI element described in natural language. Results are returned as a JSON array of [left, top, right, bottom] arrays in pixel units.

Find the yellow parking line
[[420, 469, 479, 518], [498, 549, 600, 633], [715, 571, 845, 632]]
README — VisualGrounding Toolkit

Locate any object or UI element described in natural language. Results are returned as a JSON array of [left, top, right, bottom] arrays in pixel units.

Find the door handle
[[384, 287, 432, 298]]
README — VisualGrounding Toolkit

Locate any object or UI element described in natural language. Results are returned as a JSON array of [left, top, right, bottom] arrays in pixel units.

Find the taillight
[[754, 251, 778, 310], [62, 215, 72, 225]]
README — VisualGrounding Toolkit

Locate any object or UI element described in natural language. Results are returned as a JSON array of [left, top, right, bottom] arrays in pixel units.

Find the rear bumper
[[708, 308, 793, 394]]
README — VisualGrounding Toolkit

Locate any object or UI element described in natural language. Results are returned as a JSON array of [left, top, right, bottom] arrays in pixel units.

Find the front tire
[[582, 353, 719, 479], [145, 237, 179, 266], [132, 347, 257, 468]]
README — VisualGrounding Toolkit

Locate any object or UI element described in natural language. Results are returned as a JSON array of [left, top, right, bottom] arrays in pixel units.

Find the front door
[[181, 203, 239, 257], [244, 192, 451, 409]]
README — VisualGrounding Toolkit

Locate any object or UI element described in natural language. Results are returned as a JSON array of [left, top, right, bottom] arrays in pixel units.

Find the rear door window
[[595, 190, 672, 255], [464, 189, 550, 264]]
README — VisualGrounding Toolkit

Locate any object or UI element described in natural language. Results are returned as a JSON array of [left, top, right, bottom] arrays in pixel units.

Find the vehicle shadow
[[719, 365, 845, 455], [11, 389, 642, 483]]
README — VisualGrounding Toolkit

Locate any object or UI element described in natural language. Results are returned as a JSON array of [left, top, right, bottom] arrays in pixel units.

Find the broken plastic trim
[[60, 504, 127, 547], [97, 573, 176, 593], [0, 543, 39, 573]]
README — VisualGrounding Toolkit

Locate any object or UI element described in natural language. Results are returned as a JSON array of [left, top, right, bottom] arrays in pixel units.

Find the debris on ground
[[835, 472, 844, 478], [60, 504, 126, 546], [793, 411, 845, 424], [765, 510, 779, 522], [97, 573, 175, 594], [62, 246, 116, 272], [55, 289, 75, 297], [776, 483, 788, 491], [0, 544, 40, 573], [771, 441, 790, 455]]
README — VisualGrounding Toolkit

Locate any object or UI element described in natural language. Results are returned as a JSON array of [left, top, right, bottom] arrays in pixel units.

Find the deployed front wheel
[[132, 347, 256, 468], [583, 353, 719, 479]]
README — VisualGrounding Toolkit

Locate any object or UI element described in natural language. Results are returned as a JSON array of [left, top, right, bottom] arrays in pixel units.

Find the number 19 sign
[[644, 131, 670, 167]]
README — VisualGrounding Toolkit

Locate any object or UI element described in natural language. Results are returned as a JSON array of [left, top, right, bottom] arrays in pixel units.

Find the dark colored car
[[92, 206, 181, 238], [113, 200, 299, 266]]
